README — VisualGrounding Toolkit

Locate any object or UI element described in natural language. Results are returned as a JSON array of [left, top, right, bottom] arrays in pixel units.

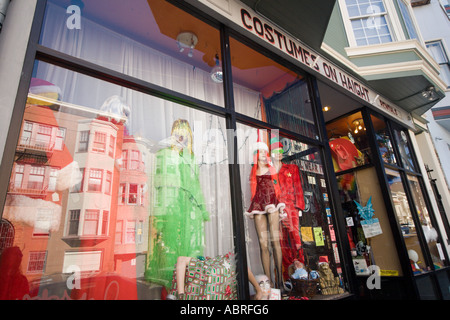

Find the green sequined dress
[[145, 148, 209, 288]]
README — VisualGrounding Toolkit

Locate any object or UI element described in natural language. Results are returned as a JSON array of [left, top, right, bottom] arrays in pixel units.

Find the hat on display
[[27, 78, 62, 105], [270, 136, 284, 155], [253, 141, 269, 154], [329, 138, 359, 171]]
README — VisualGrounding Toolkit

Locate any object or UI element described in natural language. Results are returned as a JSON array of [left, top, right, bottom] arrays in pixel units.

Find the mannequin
[[146, 119, 209, 288], [245, 141, 285, 289], [270, 138, 306, 281]]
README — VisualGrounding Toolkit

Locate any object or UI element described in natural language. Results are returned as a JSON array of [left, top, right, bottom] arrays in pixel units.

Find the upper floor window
[[426, 40, 450, 87], [343, 0, 393, 46], [396, 0, 418, 40]]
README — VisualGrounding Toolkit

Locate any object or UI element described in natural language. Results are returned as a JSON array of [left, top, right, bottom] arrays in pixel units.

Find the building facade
[[0, 0, 449, 301]]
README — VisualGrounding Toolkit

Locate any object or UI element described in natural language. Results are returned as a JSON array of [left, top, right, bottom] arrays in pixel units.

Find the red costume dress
[[245, 174, 286, 218], [277, 163, 305, 280]]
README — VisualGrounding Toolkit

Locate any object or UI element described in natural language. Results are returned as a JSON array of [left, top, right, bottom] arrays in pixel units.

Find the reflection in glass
[[230, 37, 317, 139], [407, 175, 444, 269], [238, 125, 345, 297], [40, 0, 224, 107], [394, 129, 416, 171], [0, 61, 234, 300], [385, 169, 428, 273], [326, 111, 370, 172], [371, 115, 397, 166]]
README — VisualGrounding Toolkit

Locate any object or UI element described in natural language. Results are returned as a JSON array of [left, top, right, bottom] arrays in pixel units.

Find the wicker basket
[[288, 262, 319, 299], [291, 278, 319, 299]]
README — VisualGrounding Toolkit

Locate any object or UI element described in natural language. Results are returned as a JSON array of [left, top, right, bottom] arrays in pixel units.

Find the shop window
[[406, 175, 445, 269], [327, 111, 403, 278], [385, 168, 429, 273], [371, 115, 397, 166], [326, 111, 371, 173], [336, 169, 403, 277], [39, 0, 224, 107], [1, 60, 234, 300], [238, 125, 347, 298], [229, 37, 317, 139], [393, 128, 416, 171]]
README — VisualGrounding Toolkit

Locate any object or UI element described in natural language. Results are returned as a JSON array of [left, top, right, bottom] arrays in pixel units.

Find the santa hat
[[253, 141, 269, 154], [270, 136, 284, 155]]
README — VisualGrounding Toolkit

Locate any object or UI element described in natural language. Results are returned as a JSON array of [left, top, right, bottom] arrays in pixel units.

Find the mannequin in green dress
[[145, 119, 209, 288]]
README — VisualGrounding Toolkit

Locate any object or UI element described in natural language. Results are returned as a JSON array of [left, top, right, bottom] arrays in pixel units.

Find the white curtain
[[36, 3, 260, 259]]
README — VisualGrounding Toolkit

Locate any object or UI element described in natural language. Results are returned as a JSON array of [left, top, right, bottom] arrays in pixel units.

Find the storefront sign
[[196, 0, 414, 128]]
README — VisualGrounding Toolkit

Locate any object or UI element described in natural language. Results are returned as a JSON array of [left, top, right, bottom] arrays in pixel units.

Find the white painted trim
[[322, 41, 448, 92], [345, 39, 441, 72]]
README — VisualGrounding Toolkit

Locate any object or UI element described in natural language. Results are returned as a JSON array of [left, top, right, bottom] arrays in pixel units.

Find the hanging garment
[[145, 147, 209, 288]]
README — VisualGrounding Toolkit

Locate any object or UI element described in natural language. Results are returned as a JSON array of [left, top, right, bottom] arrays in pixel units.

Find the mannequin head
[[255, 274, 271, 299], [171, 119, 193, 154], [271, 141, 284, 162]]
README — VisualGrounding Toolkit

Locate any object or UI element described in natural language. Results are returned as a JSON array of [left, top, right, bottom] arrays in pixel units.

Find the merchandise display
[[271, 137, 306, 281], [145, 119, 210, 288], [167, 253, 237, 300], [245, 138, 285, 289]]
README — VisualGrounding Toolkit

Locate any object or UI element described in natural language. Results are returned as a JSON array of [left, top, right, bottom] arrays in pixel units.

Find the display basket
[[291, 278, 319, 299], [288, 263, 319, 299]]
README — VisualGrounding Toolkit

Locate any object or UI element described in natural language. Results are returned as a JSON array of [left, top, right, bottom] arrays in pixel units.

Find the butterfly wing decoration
[[354, 197, 375, 220]]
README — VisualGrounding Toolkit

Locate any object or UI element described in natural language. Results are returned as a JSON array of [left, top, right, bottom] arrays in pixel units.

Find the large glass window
[[326, 111, 371, 173], [229, 37, 317, 140], [327, 111, 403, 279], [393, 128, 416, 172], [385, 169, 429, 273], [407, 175, 445, 269], [372, 115, 397, 166], [40, 0, 225, 107], [238, 125, 347, 298], [0, 60, 234, 300]]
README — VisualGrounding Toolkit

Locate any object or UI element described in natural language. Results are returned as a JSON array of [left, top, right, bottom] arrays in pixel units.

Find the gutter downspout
[[0, 0, 11, 32]]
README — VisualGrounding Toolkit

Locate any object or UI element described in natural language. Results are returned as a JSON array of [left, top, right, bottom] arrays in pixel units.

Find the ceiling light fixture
[[352, 118, 365, 134], [210, 54, 223, 83], [421, 86, 437, 101], [176, 32, 198, 58]]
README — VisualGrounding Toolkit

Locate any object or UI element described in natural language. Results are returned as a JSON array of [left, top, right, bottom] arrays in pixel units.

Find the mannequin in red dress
[[270, 139, 306, 281], [245, 141, 286, 288]]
